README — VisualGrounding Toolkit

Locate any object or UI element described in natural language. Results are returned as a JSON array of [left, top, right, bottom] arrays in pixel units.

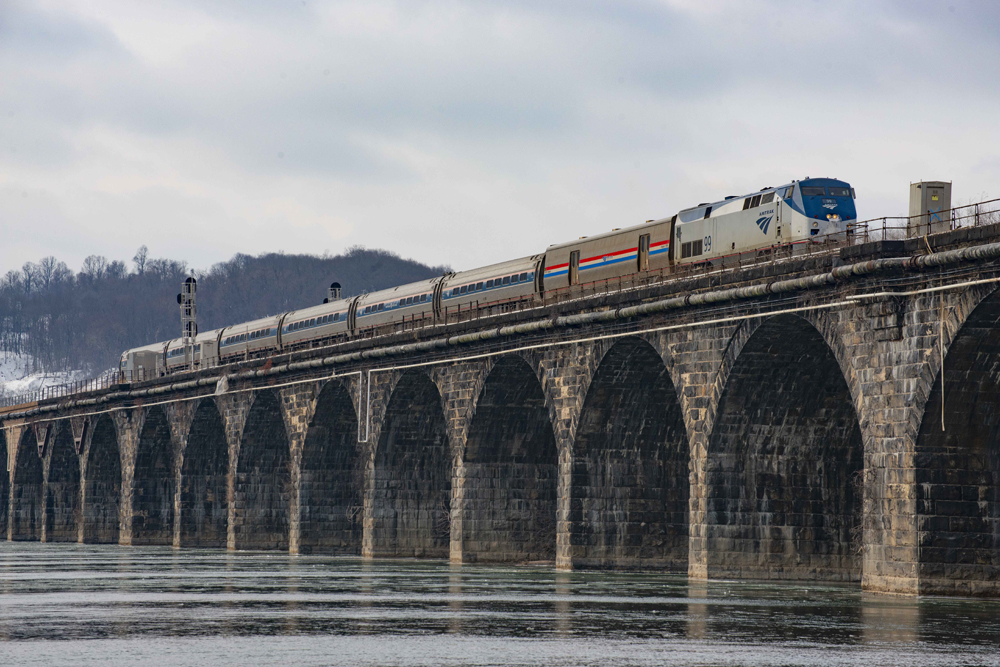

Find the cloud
[[1, 0, 999, 275]]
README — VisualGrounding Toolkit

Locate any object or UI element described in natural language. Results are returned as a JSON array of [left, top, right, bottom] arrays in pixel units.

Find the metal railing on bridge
[[3, 198, 999, 412]]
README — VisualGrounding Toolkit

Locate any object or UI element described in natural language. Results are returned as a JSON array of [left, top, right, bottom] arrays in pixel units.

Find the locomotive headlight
[[826, 214, 841, 223], [811, 221, 819, 228]]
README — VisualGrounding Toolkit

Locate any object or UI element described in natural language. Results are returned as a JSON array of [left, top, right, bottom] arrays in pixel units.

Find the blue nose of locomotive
[[799, 178, 857, 224]]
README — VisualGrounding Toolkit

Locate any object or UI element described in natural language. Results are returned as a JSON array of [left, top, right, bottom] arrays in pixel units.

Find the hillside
[[0, 246, 449, 378]]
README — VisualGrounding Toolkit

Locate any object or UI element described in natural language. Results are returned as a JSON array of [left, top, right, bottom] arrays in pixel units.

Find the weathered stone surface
[[178, 399, 227, 548], [43, 422, 80, 543], [81, 416, 120, 544], [5, 240, 1000, 597], [11, 427, 42, 541]]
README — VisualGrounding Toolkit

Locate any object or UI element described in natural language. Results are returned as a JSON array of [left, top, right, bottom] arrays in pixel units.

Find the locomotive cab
[[786, 178, 856, 241]]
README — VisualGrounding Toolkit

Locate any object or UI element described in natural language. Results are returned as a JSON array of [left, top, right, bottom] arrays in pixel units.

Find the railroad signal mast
[[178, 277, 197, 366]]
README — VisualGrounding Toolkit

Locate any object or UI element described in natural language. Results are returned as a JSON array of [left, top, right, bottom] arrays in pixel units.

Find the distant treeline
[[0, 246, 449, 375]]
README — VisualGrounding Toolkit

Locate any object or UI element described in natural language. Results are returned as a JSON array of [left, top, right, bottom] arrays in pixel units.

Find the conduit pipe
[[6, 239, 1000, 422]]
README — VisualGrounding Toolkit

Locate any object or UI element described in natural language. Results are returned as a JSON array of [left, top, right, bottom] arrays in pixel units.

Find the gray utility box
[[908, 181, 952, 237]]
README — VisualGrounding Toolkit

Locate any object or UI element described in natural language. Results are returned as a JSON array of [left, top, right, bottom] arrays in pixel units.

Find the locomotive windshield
[[801, 185, 853, 198]]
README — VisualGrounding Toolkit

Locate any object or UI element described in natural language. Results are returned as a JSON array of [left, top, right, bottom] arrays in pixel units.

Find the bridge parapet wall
[[4, 240, 1000, 596]]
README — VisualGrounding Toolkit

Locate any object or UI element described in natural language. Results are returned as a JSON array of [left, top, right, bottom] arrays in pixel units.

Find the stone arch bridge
[[5, 228, 1000, 598]]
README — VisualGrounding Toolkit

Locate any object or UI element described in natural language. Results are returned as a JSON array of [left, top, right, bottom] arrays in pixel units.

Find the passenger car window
[[503, 276, 510, 285], [486, 279, 493, 288], [519, 272, 527, 282], [476, 282, 483, 290]]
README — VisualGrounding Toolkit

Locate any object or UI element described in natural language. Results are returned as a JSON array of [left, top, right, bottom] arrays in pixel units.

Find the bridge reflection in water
[[0, 544, 999, 666]]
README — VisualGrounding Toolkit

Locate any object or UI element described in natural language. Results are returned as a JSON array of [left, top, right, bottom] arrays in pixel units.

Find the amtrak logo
[[756, 215, 772, 234], [823, 203, 837, 210]]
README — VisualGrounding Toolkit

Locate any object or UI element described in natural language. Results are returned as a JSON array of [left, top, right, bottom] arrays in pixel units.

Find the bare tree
[[107, 260, 128, 280], [0, 247, 447, 375], [80, 255, 108, 281], [133, 245, 149, 275], [37, 256, 59, 291], [21, 262, 37, 294]]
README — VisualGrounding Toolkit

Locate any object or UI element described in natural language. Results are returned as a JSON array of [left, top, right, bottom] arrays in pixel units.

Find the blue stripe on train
[[580, 254, 635, 271]]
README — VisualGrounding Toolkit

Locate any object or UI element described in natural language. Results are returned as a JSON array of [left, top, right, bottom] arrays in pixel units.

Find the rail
[[3, 197, 999, 410]]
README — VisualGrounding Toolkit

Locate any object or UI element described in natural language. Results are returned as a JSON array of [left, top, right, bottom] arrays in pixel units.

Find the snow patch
[[0, 353, 89, 398]]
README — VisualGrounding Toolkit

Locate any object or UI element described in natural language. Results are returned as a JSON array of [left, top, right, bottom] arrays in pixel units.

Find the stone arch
[[179, 398, 229, 548], [370, 370, 451, 558], [11, 428, 43, 540], [461, 355, 558, 563], [83, 416, 121, 544], [705, 310, 863, 447], [234, 390, 291, 550], [132, 406, 175, 545], [300, 380, 361, 554], [570, 337, 689, 570], [913, 288, 1000, 592], [705, 314, 863, 582], [44, 423, 80, 542]]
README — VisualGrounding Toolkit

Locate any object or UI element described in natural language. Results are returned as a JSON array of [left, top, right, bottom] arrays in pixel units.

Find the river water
[[1, 543, 998, 666]]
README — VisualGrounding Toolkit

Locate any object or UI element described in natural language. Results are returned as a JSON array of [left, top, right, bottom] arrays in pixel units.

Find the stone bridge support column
[[655, 323, 740, 580], [34, 423, 54, 542], [216, 391, 253, 551], [112, 409, 145, 546], [164, 402, 196, 549], [4, 422, 27, 541], [529, 344, 598, 570], [839, 297, 921, 595], [428, 360, 489, 565], [278, 383, 321, 555], [70, 417, 93, 543]]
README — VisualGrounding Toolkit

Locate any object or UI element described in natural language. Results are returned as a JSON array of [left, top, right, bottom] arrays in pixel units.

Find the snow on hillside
[[0, 353, 88, 398]]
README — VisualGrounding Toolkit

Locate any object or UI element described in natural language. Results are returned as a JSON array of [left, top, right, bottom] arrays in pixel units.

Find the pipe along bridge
[[5, 225, 1000, 597]]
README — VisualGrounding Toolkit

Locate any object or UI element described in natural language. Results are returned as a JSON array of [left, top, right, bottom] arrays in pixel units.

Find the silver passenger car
[[439, 255, 542, 315], [542, 222, 672, 290], [353, 277, 440, 333], [280, 297, 353, 349], [218, 315, 283, 362], [120, 341, 167, 380]]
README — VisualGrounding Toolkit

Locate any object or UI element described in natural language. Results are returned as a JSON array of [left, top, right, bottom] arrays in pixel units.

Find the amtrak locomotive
[[121, 177, 856, 378]]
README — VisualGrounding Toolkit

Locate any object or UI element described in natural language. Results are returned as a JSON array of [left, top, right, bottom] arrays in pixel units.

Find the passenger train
[[121, 177, 857, 378]]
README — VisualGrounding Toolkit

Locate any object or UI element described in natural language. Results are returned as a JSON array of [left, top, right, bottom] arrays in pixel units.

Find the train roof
[[283, 297, 354, 322], [676, 177, 851, 219], [355, 276, 441, 306], [219, 314, 283, 335], [546, 219, 671, 252], [444, 254, 542, 283], [123, 341, 166, 356], [163, 328, 223, 350]]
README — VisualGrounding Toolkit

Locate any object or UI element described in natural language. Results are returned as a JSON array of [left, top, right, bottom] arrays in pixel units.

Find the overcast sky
[[2, 0, 998, 274]]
